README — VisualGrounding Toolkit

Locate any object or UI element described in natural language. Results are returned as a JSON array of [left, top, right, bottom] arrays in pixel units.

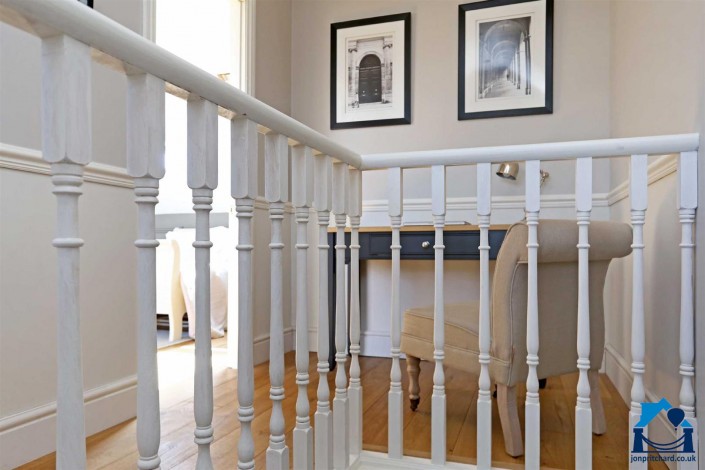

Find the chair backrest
[[491, 219, 633, 386]]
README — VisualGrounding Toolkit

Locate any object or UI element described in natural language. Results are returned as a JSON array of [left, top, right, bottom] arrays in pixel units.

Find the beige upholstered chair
[[400, 219, 633, 457]]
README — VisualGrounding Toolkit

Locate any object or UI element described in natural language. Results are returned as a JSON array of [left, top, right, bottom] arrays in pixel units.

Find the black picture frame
[[330, 13, 412, 130], [458, 0, 553, 120]]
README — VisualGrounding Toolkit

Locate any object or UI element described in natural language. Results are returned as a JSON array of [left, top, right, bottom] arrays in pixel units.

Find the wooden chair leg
[[588, 370, 607, 435], [407, 355, 421, 411], [497, 384, 524, 457], [168, 311, 183, 343]]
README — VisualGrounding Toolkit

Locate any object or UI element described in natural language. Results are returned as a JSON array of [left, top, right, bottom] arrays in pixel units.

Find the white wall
[[603, 0, 705, 456], [0, 2, 143, 468]]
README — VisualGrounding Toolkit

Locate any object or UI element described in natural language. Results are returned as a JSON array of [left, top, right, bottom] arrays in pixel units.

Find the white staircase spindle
[[127, 73, 165, 470], [678, 151, 698, 470], [575, 157, 593, 469], [332, 161, 350, 469], [265, 132, 290, 469], [231, 117, 259, 470], [476, 162, 492, 470], [42, 34, 91, 470], [431, 165, 446, 466], [314, 154, 334, 470], [292, 145, 315, 470], [388, 167, 404, 460], [347, 168, 363, 458], [629, 154, 648, 470], [524, 160, 541, 469], [187, 96, 218, 470]]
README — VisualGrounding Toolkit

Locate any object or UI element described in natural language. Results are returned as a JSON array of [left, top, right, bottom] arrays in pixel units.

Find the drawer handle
[[421, 241, 431, 249]]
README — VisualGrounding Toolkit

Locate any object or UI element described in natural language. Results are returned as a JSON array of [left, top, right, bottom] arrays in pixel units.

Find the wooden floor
[[19, 336, 654, 469]]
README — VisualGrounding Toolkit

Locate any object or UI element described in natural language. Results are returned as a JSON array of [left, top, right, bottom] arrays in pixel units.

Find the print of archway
[[478, 17, 532, 98], [358, 54, 383, 103]]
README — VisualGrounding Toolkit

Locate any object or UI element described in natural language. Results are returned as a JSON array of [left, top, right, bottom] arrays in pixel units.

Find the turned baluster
[[187, 96, 218, 470], [231, 117, 258, 470], [42, 35, 92, 470], [292, 145, 315, 470], [127, 73, 165, 470]]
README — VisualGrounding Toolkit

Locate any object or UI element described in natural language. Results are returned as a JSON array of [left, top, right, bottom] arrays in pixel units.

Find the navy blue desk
[[327, 225, 508, 369]]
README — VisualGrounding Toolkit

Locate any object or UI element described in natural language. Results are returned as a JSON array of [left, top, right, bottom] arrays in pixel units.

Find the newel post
[[41, 34, 92, 470]]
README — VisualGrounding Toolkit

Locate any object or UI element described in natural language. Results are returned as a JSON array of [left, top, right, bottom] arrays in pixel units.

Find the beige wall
[[255, 0, 292, 114], [0, 2, 143, 467], [604, 0, 705, 453], [291, 0, 613, 201]]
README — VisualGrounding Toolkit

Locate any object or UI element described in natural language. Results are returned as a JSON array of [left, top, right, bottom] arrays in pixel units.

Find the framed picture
[[459, 0, 553, 120], [330, 13, 411, 129]]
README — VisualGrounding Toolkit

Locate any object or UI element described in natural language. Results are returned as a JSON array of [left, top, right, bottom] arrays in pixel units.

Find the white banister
[[575, 157, 593, 469], [678, 151, 698, 470], [431, 165, 446, 466], [126, 72, 165, 470], [187, 96, 218, 469], [524, 160, 541, 469], [231, 116, 258, 470], [332, 161, 350, 469], [360, 134, 699, 170], [388, 167, 404, 460], [347, 168, 363, 458], [0, 0, 362, 169], [476, 162, 492, 470], [629, 154, 648, 470], [292, 145, 315, 470], [314, 154, 333, 470], [42, 34, 91, 470], [265, 132, 290, 469]]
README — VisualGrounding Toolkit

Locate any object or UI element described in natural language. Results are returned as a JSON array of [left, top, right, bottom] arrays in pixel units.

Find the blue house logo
[[632, 398, 695, 454]]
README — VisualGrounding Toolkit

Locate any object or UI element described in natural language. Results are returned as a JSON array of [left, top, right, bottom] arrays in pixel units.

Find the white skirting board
[[0, 375, 137, 470], [603, 344, 679, 470], [360, 330, 392, 358], [253, 327, 295, 366]]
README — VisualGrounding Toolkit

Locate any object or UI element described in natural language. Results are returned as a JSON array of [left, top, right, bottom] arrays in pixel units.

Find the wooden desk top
[[328, 223, 511, 233]]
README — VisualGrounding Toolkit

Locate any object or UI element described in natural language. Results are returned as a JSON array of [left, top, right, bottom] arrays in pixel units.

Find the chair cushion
[[400, 302, 511, 380]]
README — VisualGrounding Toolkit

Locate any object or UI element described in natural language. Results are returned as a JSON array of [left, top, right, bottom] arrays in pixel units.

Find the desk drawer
[[360, 230, 504, 260]]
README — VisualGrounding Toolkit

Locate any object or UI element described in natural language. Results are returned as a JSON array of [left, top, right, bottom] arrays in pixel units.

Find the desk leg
[[328, 232, 336, 371]]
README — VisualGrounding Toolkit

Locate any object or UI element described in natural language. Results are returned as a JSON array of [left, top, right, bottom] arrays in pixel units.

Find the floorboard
[[17, 336, 661, 469]]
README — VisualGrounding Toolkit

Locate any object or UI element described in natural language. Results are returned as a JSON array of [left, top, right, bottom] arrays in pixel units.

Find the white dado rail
[[0, 1, 700, 470]]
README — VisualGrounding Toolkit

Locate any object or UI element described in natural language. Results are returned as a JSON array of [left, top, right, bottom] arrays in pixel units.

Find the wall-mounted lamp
[[496, 162, 550, 186]]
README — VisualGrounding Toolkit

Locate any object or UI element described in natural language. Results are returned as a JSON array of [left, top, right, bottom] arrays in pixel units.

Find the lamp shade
[[496, 162, 519, 180]]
